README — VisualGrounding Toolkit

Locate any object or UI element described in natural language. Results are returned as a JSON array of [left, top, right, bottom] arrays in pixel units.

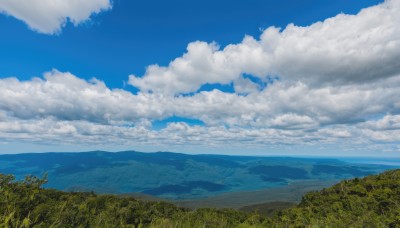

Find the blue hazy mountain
[[0, 151, 397, 201]]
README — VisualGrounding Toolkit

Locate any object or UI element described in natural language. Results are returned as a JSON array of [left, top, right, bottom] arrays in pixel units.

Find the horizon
[[1, 149, 400, 159], [1, 0, 400, 157]]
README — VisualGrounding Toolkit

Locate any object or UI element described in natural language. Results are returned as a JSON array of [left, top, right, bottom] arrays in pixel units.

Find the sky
[[0, 0, 399, 156]]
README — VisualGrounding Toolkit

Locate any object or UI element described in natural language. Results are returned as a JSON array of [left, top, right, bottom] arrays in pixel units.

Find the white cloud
[[0, 0, 112, 34], [361, 115, 400, 130], [269, 114, 316, 129], [129, 0, 400, 95], [1, 114, 398, 155], [2, 70, 400, 129], [1, 70, 400, 154], [233, 77, 261, 94]]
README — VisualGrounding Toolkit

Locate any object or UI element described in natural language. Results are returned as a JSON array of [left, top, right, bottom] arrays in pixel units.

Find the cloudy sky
[[0, 0, 399, 156]]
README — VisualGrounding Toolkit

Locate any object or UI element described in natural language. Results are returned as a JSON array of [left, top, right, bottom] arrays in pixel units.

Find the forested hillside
[[1, 169, 400, 227], [271, 169, 400, 227]]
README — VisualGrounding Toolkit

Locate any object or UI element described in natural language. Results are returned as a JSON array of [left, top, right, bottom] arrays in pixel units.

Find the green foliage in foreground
[[1, 169, 400, 227], [272, 169, 400, 227], [0, 174, 261, 227]]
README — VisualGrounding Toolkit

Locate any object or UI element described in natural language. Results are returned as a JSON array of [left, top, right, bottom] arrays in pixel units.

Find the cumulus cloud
[[2, 70, 400, 130], [0, 0, 112, 34], [1, 114, 398, 154], [1, 70, 400, 153], [361, 115, 400, 131], [129, 0, 400, 95]]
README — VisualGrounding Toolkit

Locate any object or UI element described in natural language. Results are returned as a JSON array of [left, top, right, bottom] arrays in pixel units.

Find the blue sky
[[0, 0, 382, 87], [1, 0, 400, 156]]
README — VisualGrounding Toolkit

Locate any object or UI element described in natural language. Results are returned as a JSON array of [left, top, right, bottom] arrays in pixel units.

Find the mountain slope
[[270, 169, 400, 227]]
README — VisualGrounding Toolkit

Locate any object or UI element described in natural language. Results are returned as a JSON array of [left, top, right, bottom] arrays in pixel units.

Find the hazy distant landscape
[[1, 151, 398, 208]]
